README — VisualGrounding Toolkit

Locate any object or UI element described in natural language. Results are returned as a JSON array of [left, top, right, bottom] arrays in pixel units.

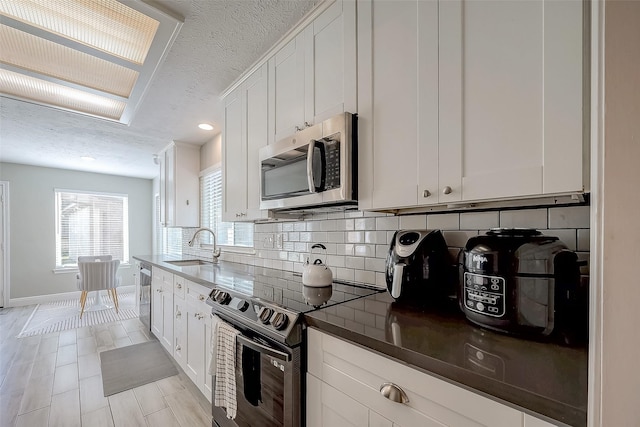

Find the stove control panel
[[206, 287, 301, 346]]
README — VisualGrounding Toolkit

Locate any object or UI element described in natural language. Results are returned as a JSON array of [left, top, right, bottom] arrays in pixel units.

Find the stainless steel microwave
[[259, 112, 357, 211]]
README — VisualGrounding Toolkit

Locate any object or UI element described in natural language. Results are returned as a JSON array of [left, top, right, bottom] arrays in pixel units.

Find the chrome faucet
[[188, 227, 221, 263]]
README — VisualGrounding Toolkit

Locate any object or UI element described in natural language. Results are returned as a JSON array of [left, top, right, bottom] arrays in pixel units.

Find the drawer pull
[[379, 383, 409, 404]]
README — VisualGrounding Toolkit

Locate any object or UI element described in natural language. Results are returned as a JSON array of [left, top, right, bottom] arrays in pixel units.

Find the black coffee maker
[[385, 229, 450, 304]]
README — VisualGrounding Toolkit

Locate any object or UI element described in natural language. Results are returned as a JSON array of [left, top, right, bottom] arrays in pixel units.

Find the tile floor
[[0, 305, 211, 427]]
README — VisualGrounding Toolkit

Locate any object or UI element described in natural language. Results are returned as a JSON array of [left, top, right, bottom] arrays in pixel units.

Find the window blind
[[55, 190, 129, 266], [200, 169, 253, 247]]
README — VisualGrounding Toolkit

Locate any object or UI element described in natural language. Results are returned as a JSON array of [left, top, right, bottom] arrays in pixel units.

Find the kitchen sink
[[165, 259, 211, 266]]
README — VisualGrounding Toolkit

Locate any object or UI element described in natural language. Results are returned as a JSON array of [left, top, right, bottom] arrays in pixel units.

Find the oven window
[[262, 158, 309, 199], [233, 350, 285, 427]]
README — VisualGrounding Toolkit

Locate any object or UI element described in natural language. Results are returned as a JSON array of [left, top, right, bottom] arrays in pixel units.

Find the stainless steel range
[[206, 268, 382, 427]]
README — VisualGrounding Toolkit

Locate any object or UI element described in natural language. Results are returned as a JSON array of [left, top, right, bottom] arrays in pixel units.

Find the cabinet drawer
[[308, 328, 522, 427], [186, 280, 211, 306], [152, 266, 172, 284], [174, 275, 186, 299]]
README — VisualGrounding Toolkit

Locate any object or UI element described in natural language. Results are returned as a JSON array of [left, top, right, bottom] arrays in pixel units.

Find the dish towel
[[213, 316, 240, 420]]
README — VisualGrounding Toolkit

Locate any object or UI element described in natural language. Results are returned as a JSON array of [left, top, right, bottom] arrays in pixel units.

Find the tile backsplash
[[182, 205, 590, 289]]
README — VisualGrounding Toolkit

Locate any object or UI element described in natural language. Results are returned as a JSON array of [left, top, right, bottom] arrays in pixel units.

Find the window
[[154, 193, 181, 256], [55, 189, 129, 267], [200, 168, 253, 247]]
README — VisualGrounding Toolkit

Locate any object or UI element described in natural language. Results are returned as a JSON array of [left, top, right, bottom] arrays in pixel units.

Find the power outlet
[[263, 234, 274, 249], [276, 233, 284, 249]]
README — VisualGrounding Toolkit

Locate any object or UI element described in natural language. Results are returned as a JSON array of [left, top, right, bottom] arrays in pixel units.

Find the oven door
[[213, 333, 301, 427]]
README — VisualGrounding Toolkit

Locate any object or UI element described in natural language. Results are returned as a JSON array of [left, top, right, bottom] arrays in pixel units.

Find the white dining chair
[[76, 256, 121, 318]]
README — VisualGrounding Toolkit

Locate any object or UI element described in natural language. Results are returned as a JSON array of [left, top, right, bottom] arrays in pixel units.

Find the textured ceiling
[[0, 0, 317, 179]]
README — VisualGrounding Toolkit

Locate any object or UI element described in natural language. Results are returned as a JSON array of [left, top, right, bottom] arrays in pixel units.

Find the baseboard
[[6, 285, 136, 307]]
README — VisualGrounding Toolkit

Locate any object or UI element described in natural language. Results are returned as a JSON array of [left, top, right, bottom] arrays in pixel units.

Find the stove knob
[[259, 307, 274, 324], [235, 300, 249, 312], [215, 291, 231, 305], [272, 312, 289, 331]]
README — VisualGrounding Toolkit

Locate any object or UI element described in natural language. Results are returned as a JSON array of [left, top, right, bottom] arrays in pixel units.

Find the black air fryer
[[459, 228, 587, 345], [385, 230, 450, 304]]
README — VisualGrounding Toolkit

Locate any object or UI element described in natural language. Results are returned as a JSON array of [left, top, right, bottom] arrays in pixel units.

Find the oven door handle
[[236, 334, 291, 362]]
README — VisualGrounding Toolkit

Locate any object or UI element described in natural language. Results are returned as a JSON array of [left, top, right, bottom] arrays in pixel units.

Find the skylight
[[0, 0, 183, 124]]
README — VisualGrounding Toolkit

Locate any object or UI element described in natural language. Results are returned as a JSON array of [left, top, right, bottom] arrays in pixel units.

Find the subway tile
[[321, 220, 337, 231], [354, 270, 376, 285], [288, 232, 300, 242], [326, 255, 345, 268], [577, 229, 590, 252], [375, 216, 399, 231], [294, 242, 308, 252], [426, 213, 460, 230], [322, 243, 337, 255], [399, 214, 427, 230], [365, 258, 386, 273], [546, 229, 577, 251], [299, 232, 312, 242], [336, 268, 355, 282], [460, 211, 500, 230], [548, 205, 590, 229], [355, 217, 376, 231], [345, 211, 364, 218], [345, 256, 365, 270], [376, 244, 390, 259], [376, 272, 387, 288], [282, 223, 294, 232], [306, 221, 322, 231], [499, 209, 547, 229], [327, 232, 345, 243], [294, 222, 306, 232], [365, 231, 387, 244], [282, 261, 294, 271], [327, 212, 345, 220], [354, 245, 376, 258], [387, 231, 397, 243], [278, 252, 288, 260], [346, 231, 364, 243]]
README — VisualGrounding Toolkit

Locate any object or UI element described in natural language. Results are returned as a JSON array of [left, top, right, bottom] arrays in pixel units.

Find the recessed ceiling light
[[198, 123, 214, 131], [80, 156, 95, 161]]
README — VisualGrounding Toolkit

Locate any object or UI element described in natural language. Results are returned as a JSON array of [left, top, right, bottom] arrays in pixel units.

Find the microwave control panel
[[322, 139, 340, 190], [463, 272, 505, 317]]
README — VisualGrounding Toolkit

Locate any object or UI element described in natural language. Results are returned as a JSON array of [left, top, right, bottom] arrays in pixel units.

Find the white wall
[[599, 1, 640, 424], [0, 162, 152, 301], [200, 133, 222, 170]]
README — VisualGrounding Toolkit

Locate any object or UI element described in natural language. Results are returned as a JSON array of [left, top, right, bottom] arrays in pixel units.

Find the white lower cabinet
[[151, 267, 174, 356], [184, 280, 214, 401], [306, 328, 559, 427], [151, 267, 214, 402]]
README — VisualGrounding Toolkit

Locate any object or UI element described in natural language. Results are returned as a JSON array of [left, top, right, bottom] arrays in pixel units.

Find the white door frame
[[0, 181, 9, 308]]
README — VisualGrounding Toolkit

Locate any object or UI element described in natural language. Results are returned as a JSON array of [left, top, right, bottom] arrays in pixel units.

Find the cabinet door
[[358, 0, 439, 210], [244, 64, 269, 220], [439, 0, 584, 203], [173, 296, 185, 368], [151, 278, 163, 339], [222, 89, 247, 222], [160, 283, 174, 356], [307, 373, 376, 427], [184, 296, 205, 386], [307, 0, 357, 124], [203, 312, 214, 402], [164, 145, 176, 226], [268, 32, 306, 143]]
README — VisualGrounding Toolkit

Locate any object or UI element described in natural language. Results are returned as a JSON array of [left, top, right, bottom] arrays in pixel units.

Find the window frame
[[53, 188, 130, 272], [199, 165, 254, 251]]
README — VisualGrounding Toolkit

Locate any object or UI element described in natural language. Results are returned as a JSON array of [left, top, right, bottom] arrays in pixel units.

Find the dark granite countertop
[[305, 292, 588, 427]]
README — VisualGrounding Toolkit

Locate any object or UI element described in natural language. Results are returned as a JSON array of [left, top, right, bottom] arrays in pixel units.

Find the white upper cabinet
[[222, 64, 270, 222], [268, 0, 356, 144], [438, 0, 585, 204], [159, 142, 200, 227], [358, 0, 587, 211]]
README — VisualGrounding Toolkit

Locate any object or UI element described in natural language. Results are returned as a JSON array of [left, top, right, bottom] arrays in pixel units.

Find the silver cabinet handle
[[295, 125, 302, 132], [379, 383, 409, 404], [304, 121, 312, 128], [177, 284, 182, 289], [198, 295, 206, 301], [423, 189, 431, 198], [442, 186, 452, 195]]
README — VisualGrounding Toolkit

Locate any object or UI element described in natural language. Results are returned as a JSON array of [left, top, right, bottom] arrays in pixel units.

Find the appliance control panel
[[321, 138, 340, 190], [463, 272, 506, 317]]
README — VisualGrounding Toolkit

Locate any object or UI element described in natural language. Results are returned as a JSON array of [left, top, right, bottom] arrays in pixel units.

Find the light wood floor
[[0, 304, 211, 427]]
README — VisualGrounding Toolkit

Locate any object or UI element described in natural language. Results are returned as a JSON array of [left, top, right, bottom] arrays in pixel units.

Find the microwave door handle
[[306, 140, 317, 193]]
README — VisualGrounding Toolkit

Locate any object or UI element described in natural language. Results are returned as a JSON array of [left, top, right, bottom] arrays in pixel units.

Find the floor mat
[[100, 340, 178, 396], [17, 292, 138, 338]]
